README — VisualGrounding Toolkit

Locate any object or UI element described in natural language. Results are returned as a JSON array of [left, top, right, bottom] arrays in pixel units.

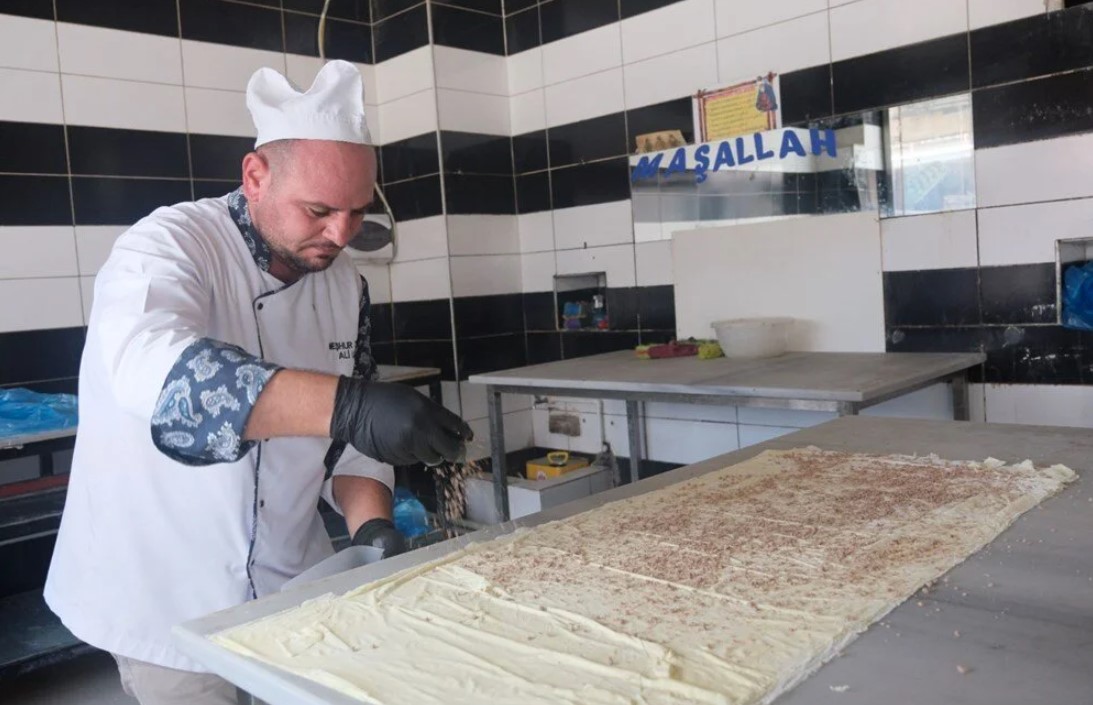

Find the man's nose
[[324, 213, 355, 247]]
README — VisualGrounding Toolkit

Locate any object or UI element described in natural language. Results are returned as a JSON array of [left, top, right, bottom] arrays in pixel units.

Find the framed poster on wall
[[694, 73, 782, 143]]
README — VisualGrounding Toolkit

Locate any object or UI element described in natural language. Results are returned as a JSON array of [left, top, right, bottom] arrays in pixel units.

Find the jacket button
[[259, 500, 265, 508], [256, 302, 264, 310]]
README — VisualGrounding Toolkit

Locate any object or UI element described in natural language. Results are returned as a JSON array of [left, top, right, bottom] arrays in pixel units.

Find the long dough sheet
[[212, 448, 1075, 705]]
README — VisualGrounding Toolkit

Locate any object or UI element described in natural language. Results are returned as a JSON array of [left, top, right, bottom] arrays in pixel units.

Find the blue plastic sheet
[[1062, 261, 1093, 332], [0, 388, 78, 439]]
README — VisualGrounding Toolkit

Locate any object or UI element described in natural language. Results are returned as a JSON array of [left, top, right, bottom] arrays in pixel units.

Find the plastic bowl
[[711, 317, 792, 359]]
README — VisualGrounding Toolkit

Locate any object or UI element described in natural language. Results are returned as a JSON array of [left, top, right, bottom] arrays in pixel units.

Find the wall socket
[[548, 413, 582, 437]]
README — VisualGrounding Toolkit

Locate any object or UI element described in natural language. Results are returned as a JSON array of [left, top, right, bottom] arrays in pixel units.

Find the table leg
[[625, 400, 645, 484], [487, 386, 510, 522], [951, 374, 971, 421], [836, 402, 859, 416]]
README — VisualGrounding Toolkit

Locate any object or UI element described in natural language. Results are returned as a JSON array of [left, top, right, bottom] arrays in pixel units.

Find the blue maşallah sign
[[632, 128, 838, 184]]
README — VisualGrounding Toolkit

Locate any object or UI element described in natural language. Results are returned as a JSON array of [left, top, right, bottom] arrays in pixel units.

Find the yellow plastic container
[[525, 451, 590, 480]]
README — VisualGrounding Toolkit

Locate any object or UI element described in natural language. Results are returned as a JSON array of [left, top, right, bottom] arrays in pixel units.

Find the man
[[43, 61, 470, 704]]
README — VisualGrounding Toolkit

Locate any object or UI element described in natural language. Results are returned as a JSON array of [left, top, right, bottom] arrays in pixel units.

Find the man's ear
[[241, 151, 270, 203]]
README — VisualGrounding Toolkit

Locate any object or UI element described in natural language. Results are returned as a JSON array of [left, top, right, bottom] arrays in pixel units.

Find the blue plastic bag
[[1062, 261, 1093, 332], [0, 388, 78, 439]]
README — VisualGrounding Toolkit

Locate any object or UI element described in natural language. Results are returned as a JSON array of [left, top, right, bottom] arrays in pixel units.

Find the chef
[[43, 61, 470, 705]]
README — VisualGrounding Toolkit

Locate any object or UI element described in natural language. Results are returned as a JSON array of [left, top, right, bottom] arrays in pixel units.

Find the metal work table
[[469, 350, 985, 520], [175, 416, 1091, 705]]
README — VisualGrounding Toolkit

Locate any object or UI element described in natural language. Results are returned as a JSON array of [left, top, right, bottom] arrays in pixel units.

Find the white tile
[[63, 75, 186, 131], [510, 88, 546, 134], [622, 0, 716, 64], [504, 408, 535, 451], [433, 45, 508, 95], [374, 45, 433, 103], [976, 133, 1093, 208], [0, 68, 63, 124], [458, 382, 533, 421], [532, 407, 574, 452], [552, 201, 634, 250], [390, 257, 451, 302], [738, 407, 837, 427], [74, 226, 126, 275], [555, 244, 637, 288], [183, 40, 284, 91], [507, 48, 543, 96], [881, 209, 978, 271], [717, 12, 830, 84], [984, 384, 1093, 428], [0, 278, 83, 333], [861, 383, 954, 421], [436, 88, 510, 135], [830, 0, 968, 62], [378, 88, 437, 144], [286, 55, 376, 105], [0, 227, 78, 279], [450, 254, 522, 297], [80, 275, 95, 325], [969, 0, 1045, 29], [392, 215, 447, 262], [545, 68, 624, 128], [609, 401, 738, 424], [647, 417, 739, 464], [978, 197, 1093, 266], [59, 23, 182, 85], [623, 43, 718, 111], [447, 215, 520, 256], [521, 251, 556, 293], [635, 240, 674, 286], [543, 23, 622, 86], [518, 211, 555, 253], [356, 262, 392, 304], [184, 87, 254, 136], [0, 15, 58, 72], [715, 0, 826, 37], [739, 424, 798, 447], [439, 380, 461, 417]]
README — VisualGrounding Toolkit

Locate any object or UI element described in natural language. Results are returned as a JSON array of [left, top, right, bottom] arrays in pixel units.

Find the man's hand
[[350, 518, 407, 558], [329, 377, 473, 467]]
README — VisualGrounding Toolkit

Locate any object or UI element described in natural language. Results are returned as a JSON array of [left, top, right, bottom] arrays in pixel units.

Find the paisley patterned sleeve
[[150, 338, 282, 466]]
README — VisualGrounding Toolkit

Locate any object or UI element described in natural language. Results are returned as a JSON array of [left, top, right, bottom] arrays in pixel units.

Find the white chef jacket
[[44, 191, 393, 672]]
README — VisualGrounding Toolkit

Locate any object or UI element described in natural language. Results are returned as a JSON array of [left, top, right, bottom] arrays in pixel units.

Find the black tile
[[885, 326, 986, 354], [780, 64, 833, 126], [454, 293, 523, 337], [550, 158, 631, 209], [1011, 325, 1084, 385], [0, 327, 86, 386], [193, 180, 236, 200], [971, 5, 1093, 88], [190, 134, 254, 180], [67, 126, 189, 179], [57, 0, 177, 36], [548, 112, 628, 167], [71, 177, 192, 226], [368, 302, 394, 343], [285, 12, 373, 63], [505, 0, 538, 13], [371, 341, 396, 365], [540, 0, 618, 44], [431, 4, 505, 54], [981, 263, 1058, 325], [437, 0, 502, 14], [833, 34, 969, 114], [383, 174, 443, 221], [373, 2, 428, 59], [561, 331, 639, 359], [620, 0, 688, 19], [441, 131, 513, 175], [393, 299, 452, 340], [523, 291, 557, 331], [283, 0, 370, 22], [526, 331, 562, 364], [0, 122, 67, 174], [505, 6, 541, 54], [0, 175, 71, 226], [2, 0, 54, 20], [380, 133, 440, 183], [180, 0, 284, 52], [626, 98, 695, 153], [638, 330, 675, 345], [457, 333, 527, 377], [444, 173, 516, 214], [883, 268, 980, 327], [638, 285, 675, 331], [396, 340, 456, 379], [605, 287, 638, 330], [371, 0, 421, 21], [512, 130, 548, 173], [973, 69, 1093, 149], [516, 171, 552, 212]]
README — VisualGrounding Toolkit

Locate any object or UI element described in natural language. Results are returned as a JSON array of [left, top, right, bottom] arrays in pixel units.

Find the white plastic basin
[[711, 317, 792, 359]]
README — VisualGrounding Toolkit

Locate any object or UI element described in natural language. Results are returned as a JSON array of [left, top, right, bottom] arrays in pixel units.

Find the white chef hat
[[246, 59, 372, 148]]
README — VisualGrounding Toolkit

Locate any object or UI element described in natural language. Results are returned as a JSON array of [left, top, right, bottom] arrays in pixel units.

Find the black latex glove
[[351, 518, 407, 558], [330, 377, 473, 467]]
